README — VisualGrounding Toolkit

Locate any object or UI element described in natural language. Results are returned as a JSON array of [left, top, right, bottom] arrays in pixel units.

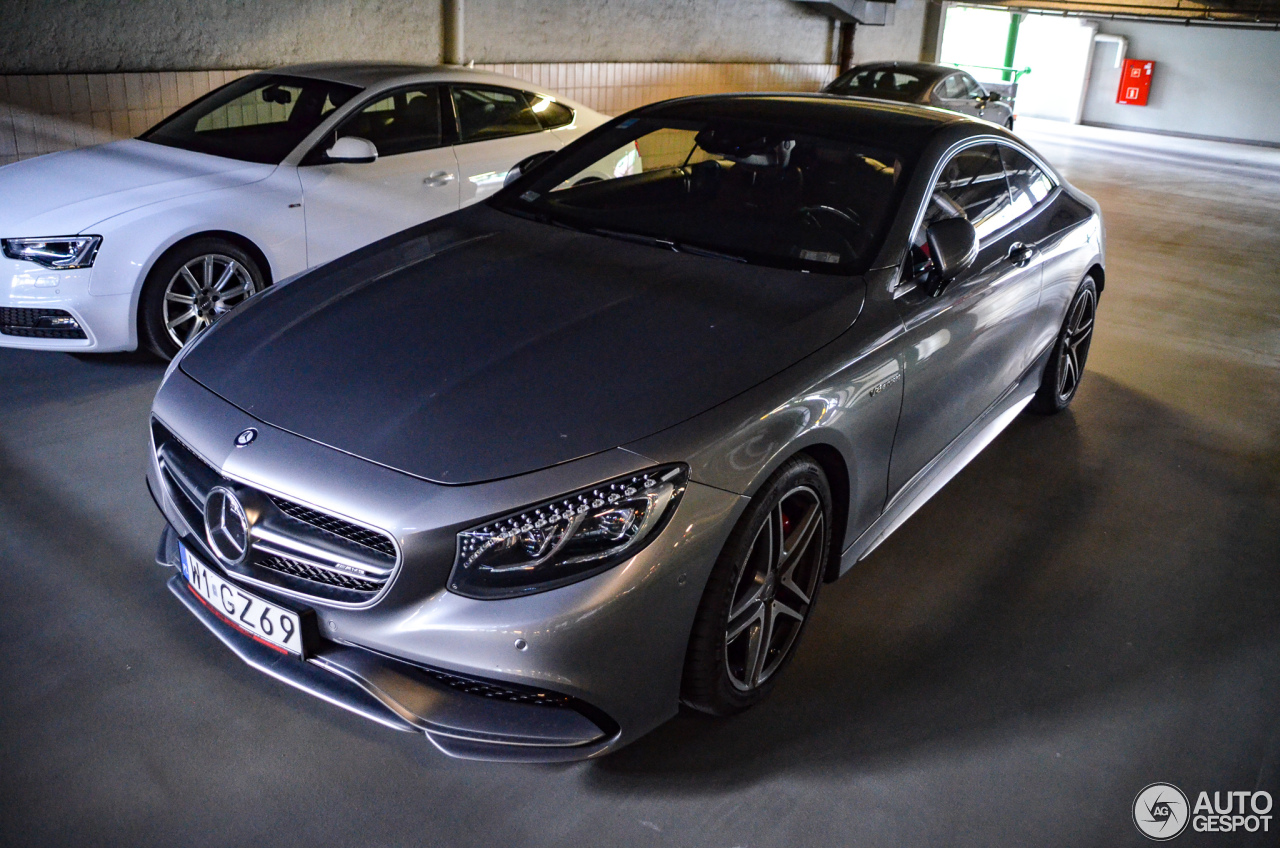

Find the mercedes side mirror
[[504, 150, 556, 187], [326, 136, 378, 164], [924, 217, 978, 295], [987, 91, 1002, 102]]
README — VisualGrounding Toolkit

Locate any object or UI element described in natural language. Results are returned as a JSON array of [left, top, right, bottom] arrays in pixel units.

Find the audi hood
[[179, 204, 865, 485], [0, 140, 274, 234]]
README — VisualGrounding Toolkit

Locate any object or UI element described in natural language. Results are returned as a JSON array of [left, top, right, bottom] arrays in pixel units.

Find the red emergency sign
[[1117, 59, 1154, 106]]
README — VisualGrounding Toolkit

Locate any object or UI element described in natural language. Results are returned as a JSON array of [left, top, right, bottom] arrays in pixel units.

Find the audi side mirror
[[326, 136, 378, 164], [925, 217, 978, 295], [504, 150, 557, 187]]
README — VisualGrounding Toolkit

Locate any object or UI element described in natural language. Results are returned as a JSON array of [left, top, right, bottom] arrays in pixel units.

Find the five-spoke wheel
[[1031, 274, 1097, 414], [724, 485, 826, 691], [682, 455, 831, 715]]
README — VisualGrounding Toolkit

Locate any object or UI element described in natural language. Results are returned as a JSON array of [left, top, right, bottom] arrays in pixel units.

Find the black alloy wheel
[[681, 455, 831, 715], [1031, 275, 1097, 414]]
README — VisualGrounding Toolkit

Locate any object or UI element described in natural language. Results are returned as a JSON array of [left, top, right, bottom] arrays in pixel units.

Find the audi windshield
[[141, 74, 361, 164]]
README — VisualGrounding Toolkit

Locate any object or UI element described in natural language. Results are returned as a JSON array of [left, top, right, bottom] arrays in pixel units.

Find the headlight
[[449, 465, 688, 599], [2, 235, 102, 269]]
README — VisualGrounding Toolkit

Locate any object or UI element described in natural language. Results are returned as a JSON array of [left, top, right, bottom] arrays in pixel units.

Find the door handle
[[423, 171, 456, 187], [1007, 242, 1036, 266]]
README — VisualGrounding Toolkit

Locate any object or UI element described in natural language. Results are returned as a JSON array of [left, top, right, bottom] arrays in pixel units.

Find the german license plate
[[180, 544, 303, 655]]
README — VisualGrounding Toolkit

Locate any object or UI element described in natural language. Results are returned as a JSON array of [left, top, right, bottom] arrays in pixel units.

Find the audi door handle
[[1007, 242, 1035, 266], [423, 171, 456, 187]]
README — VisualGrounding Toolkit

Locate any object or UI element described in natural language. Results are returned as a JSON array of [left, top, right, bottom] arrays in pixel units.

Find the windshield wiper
[[674, 243, 747, 263], [592, 227, 673, 249], [592, 228, 747, 264]]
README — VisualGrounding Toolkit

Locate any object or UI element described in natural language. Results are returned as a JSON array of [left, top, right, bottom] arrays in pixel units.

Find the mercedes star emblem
[[234, 427, 258, 447], [204, 486, 250, 565]]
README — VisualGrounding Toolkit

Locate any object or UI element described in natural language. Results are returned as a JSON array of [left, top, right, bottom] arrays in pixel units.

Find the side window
[[938, 74, 967, 100], [961, 74, 986, 99], [922, 144, 1013, 240], [1000, 146, 1055, 219], [528, 93, 574, 130], [452, 86, 543, 142], [334, 85, 443, 157]]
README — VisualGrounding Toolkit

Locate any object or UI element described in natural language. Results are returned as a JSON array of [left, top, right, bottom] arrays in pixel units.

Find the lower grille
[[420, 667, 573, 708], [257, 554, 382, 593], [0, 307, 86, 339]]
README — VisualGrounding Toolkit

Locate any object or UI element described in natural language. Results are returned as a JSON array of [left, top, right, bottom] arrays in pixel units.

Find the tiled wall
[[0, 63, 837, 165]]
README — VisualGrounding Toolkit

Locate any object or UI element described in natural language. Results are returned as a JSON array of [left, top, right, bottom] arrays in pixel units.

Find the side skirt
[[837, 345, 1051, 574]]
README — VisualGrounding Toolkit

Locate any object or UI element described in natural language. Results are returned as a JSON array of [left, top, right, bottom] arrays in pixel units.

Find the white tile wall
[[0, 63, 838, 165]]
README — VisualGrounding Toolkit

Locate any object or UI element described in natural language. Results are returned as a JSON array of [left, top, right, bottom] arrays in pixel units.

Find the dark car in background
[[825, 61, 1016, 129], [146, 93, 1101, 761]]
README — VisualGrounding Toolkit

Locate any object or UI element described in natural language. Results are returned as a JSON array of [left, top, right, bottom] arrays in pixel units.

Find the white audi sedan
[[0, 64, 613, 357]]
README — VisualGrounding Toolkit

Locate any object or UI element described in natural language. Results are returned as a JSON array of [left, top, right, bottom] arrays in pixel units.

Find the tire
[[681, 455, 832, 716], [1029, 275, 1097, 415], [139, 238, 265, 360], [1004, 116, 1015, 131]]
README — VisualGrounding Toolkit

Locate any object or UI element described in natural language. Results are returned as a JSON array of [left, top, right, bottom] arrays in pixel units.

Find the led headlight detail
[[3, 235, 102, 269], [450, 465, 688, 599]]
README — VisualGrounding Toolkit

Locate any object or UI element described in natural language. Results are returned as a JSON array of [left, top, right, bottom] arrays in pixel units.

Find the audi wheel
[[140, 237, 265, 360]]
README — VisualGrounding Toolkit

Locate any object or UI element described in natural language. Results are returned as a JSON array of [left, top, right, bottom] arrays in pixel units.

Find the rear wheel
[[681, 455, 831, 716], [1004, 116, 1015, 131], [1030, 275, 1097, 414], [139, 238, 264, 360]]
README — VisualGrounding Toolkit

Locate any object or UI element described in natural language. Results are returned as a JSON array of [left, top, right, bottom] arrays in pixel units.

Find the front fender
[[627, 274, 906, 552], [86, 167, 306, 298]]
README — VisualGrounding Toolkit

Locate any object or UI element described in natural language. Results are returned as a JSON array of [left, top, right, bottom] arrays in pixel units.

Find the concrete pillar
[[443, 0, 464, 65]]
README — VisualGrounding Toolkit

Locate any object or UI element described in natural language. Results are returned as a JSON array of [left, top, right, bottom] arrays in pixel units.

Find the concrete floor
[[2, 125, 1278, 848]]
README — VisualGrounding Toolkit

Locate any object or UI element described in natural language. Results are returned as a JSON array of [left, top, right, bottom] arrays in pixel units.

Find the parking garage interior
[[2, 1, 1279, 846]]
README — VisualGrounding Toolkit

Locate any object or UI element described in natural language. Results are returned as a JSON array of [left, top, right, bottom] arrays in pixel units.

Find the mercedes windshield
[[493, 114, 913, 276]]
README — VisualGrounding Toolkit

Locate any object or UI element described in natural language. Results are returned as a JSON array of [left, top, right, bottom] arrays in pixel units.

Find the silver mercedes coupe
[[146, 93, 1104, 761]]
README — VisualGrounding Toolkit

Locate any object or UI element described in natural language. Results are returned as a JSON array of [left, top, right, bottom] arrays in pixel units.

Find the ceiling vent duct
[[794, 0, 896, 26]]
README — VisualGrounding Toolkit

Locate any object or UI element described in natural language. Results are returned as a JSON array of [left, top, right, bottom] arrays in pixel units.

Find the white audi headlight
[[2, 235, 102, 269]]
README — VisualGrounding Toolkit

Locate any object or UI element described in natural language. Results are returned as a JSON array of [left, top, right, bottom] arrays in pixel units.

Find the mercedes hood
[[180, 205, 865, 485]]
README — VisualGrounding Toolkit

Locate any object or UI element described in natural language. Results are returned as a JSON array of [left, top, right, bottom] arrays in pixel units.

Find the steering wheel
[[792, 204, 861, 262], [796, 204, 861, 228]]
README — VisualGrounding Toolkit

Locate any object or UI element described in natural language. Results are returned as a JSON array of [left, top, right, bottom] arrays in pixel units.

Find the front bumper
[[159, 527, 619, 761], [148, 368, 746, 760], [0, 259, 133, 351]]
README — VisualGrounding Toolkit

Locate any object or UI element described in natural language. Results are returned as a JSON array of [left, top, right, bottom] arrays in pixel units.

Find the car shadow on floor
[[582, 373, 1280, 790]]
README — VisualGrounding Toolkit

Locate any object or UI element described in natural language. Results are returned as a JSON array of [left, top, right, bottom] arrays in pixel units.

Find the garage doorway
[[938, 5, 1099, 123]]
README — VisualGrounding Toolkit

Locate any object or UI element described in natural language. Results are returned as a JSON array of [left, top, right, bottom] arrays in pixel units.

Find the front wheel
[[681, 455, 831, 716], [139, 238, 265, 360], [1030, 275, 1097, 414]]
